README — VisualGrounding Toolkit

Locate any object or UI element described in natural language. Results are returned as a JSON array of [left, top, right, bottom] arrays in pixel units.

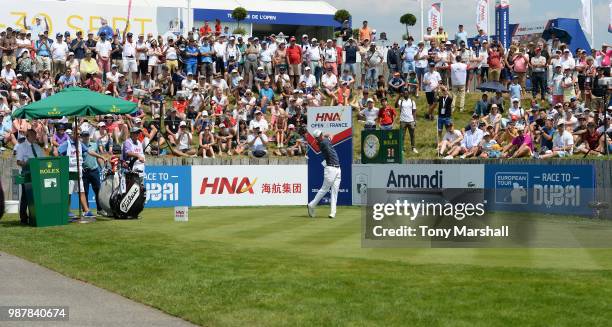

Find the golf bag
[[98, 168, 117, 217], [109, 170, 145, 219]]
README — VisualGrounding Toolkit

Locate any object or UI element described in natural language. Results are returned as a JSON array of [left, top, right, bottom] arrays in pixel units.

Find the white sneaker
[[443, 155, 453, 160], [459, 155, 466, 159], [328, 214, 335, 219], [307, 204, 315, 218], [412, 148, 419, 154]]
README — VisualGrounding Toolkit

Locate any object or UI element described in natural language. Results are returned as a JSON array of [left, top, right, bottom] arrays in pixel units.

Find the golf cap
[[312, 129, 322, 138], [516, 125, 525, 131], [179, 121, 187, 127], [288, 124, 295, 129], [445, 41, 452, 45], [255, 110, 263, 115], [187, 72, 193, 76], [305, 66, 311, 71], [66, 129, 73, 135], [554, 103, 562, 107], [134, 118, 142, 123], [202, 111, 209, 117], [512, 98, 519, 102], [80, 130, 90, 136], [428, 62, 435, 67], [491, 104, 498, 108], [257, 66, 263, 70], [97, 122, 106, 127], [366, 98, 374, 103], [219, 123, 226, 128], [557, 122, 565, 128], [232, 68, 239, 73]]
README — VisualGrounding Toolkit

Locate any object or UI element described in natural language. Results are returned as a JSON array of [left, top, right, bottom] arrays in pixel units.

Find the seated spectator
[[284, 124, 306, 156], [253, 66, 269, 92], [247, 126, 268, 157], [474, 93, 489, 117], [478, 132, 501, 158], [259, 81, 275, 112], [79, 51, 99, 80], [539, 122, 574, 158], [481, 104, 502, 134], [216, 122, 235, 155], [58, 68, 77, 89], [170, 121, 196, 157], [181, 72, 197, 95], [211, 73, 229, 94], [375, 75, 387, 101], [336, 81, 351, 106], [84, 73, 103, 92], [198, 125, 216, 158], [445, 119, 483, 159], [172, 94, 188, 120], [575, 121, 604, 156], [388, 72, 405, 95], [299, 66, 317, 89], [502, 124, 534, 158], [249, 110, 269, 132], [274, 67, 291, 92]]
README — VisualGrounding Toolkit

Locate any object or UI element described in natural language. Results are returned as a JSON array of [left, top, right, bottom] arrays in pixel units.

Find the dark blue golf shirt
[[319, 138, 340, 167]]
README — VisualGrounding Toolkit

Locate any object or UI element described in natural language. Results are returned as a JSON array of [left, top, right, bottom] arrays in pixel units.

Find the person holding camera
[[247, 126, 268, 158]]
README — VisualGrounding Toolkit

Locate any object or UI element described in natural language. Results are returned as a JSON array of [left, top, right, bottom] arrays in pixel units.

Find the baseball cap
[[97, 122, 106, 127], [516, 125, 525, 131], [491, 104, 498, 108], [366, 98, 374, 103], [179, 121, 187, 127], [445, 41, 452, 45], [288, 124, 295, 129], [134, 117, 142, 123], [312, 129, 322, 138], [80, 130, 90, 136], [511, 98, 519, 103], [66, 129, 73, 135]]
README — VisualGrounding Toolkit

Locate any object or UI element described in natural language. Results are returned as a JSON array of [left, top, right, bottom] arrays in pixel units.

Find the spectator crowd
[[1, 17, 612, 167]]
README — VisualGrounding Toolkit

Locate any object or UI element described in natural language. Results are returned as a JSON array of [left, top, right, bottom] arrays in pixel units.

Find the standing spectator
[[511, 48, 529, 89], [487, 44, 502, 82], [414, 41, 428, 89], [70, 31, 86, 62], [387, 42, 401, 75], [423, 62, 441, 120], [450, 55, 467, 112], [121, 31, 138, 85], [184, 39, 199, 76], [322, 39, 338, 76], [286, 37, 302, 87], [359, 21, 372, 43], [365, 43, 383, 90], [136, 34, 149, 81], [35, 32, 52, 72], [359, 98, 379, 129], [85, 32, 97, 59], [436, 86, 453, 140], [454, 25, 468, 46], [397, 91, 417, 153], [344, 38, 358, 77], [50, 33, 68, 78], [378, 98, 396, 130], [530, 48, 547, 100]]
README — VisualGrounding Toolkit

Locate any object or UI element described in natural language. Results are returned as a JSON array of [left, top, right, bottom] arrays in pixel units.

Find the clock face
[[363, 134, 380, 159]]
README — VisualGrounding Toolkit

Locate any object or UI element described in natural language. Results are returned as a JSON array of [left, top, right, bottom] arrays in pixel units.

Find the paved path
[[0, 252, 198, 327]]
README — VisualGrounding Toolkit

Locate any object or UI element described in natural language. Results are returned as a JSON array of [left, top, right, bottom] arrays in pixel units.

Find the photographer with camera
[[247, 126, 268, 158]]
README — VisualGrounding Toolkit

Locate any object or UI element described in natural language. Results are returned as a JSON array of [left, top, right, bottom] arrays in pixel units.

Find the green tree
[[334, 9, 351, 24], [231, 7, 248, 29], [400, 13, 417, 39]]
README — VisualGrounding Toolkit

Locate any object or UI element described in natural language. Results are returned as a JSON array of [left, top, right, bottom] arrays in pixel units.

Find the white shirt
[[106, 71, 123, 83], [165, 46, 178, 60], [450, 62, 467, 86], [249, 118, 269, 132], [177, 132, 192, 150], [260, 48, 274, 62], [211, 78, 228, 92], [136, 41, 148, 60], [122, 41, 136, 58], [443, 129, 462, 142], [1, 68, 16, 82], [461, 128, 484, 149], [360, 107, 379, 125], [415, 49, 428, 68], [398, 98, 416, 123], [247, 133, 268, 152], [16, 140, 44, 171], [322, 47, 337, 63], [181, 79, 197, 91], [321, 73, 338, 90], [299, 74, 317, 88], [423, 71, 441, 92], [308, 46, 321, 62], [552, 130, 574, 152], [96, 40, 112, 58], [15, 38, 30, 59], [50, 41, 69, 61], [213, 41, 226, 59]]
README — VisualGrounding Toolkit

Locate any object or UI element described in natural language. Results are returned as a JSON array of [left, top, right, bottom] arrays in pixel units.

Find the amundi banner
[[352, 164, 485, 205]]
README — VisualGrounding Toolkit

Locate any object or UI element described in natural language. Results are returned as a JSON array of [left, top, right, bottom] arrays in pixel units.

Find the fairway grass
[[2, 207, 612, 326]]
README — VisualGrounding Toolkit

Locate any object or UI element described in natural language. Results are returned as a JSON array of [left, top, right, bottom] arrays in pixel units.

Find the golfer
[[308, 130, 341, 219]]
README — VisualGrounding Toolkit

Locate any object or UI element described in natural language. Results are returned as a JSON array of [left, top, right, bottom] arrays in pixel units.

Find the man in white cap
[[308, 129, 341, 219]]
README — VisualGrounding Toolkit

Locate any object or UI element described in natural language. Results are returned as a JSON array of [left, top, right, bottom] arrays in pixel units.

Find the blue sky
[[322, 0, 612, 46]]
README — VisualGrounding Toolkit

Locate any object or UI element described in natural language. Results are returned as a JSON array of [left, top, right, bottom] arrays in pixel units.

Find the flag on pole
[[476, 0, 489, 34], [609, 0, 612, 33], [581, 0, 592, 35], [428, 2, 442, 29]]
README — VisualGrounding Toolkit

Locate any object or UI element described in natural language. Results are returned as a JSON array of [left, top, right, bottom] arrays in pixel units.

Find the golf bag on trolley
[[99, 156, 145, 219]]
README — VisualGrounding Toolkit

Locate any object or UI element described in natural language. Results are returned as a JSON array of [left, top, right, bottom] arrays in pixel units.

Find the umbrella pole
[[75, 116, 83, 219]]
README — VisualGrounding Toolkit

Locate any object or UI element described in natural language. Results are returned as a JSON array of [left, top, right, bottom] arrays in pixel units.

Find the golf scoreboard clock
[[361, 129, 403, 164]]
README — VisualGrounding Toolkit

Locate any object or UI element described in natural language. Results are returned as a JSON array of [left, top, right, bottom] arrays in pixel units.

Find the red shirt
[[286, 45, 302, 65], [200, 25, 212, 36], [378, 106, 396, 126], [584, 130, 601, 149], [336, 46, 343, 65], [488, 50, 502, 69], [215, 23, 222, 36]]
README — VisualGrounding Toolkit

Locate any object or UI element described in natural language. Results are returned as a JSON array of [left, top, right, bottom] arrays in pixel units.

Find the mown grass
[[2, 207, 612, 326]]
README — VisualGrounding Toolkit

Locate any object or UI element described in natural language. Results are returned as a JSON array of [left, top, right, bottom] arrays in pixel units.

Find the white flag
[[476, 0, 489, 34], [428, 2, 442, 29], [581, 0, 592, 35], [609, 0, 612, 33]]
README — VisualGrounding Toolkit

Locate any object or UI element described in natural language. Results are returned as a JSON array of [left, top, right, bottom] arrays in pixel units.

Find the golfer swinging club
[[308, 130, 341, 219]]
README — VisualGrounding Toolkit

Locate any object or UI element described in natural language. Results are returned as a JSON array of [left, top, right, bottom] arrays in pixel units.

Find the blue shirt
[[540, 126, 554, 149], [199, 44, 213, 63], [401, 45, 418, 62], [319, 138, 339, 167], [185, 45, 199, 64], [509, 84, 522, 100], [36, 40, 51, 56], [98, 25, 114, 39]]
